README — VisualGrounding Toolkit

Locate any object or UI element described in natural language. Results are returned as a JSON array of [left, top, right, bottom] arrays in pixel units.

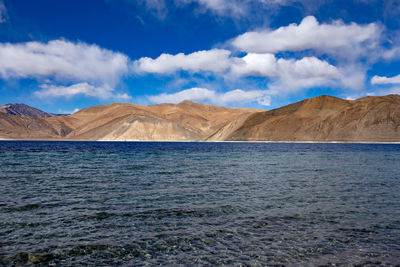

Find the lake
[[0, 141, 399, 265]]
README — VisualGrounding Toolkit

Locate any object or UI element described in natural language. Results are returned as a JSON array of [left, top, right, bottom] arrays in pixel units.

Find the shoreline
[[1, 138, 400, 144]]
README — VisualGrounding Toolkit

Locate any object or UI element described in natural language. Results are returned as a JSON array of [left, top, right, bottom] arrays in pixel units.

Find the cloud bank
[[232, 16, 380, 56], [135, 49, 361, 91], [0, 39, 131, 100], [0, 39, 129, 83], [135, 49, 232, 73]]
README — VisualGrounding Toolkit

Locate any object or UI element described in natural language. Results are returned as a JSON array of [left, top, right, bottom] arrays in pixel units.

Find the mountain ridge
[[1, 95, 399, 142], [225, 94, 400, 142], [0, 103, 64, 118]]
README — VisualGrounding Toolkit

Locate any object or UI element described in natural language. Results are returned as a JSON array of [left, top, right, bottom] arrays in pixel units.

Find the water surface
[[0, 141, 399, 265]]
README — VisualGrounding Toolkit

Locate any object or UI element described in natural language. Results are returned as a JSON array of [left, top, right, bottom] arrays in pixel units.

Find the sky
[[1, 0, 400, 113]]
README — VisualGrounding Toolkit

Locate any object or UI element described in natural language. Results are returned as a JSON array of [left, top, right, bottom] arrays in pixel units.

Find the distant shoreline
[[1, 139, 400, 144]]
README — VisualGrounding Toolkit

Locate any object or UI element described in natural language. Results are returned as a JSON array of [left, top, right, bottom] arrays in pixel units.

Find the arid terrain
[[1, 94, 400, 142]]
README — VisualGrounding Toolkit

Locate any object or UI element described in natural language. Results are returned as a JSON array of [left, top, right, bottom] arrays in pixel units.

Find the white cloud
[[134, 49, 232, 74], [231, 53, 279, 77], [271, 57, 345, 91], [371, 74, 400, 85], [0, 39, 129, 84], [277, 56, 339, 79], [148, 87, 271, 106], [232, 16, 380, 56], [0, 39, 133, 100], [233, 53, 339, 78], [231, 53, 360, 91], [35, 82, 131, 100], [137, 47, 362, 92], [339, 65, 366, 90]]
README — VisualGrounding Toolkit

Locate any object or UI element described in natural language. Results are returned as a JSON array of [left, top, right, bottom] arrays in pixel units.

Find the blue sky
[[1, 0, 400, 113]]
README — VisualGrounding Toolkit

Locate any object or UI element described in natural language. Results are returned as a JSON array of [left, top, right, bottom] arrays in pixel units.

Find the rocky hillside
[[1, 95, 399, 142], [225, 95, 400, 142], [0, 103, 59, 118], [0, 101, 261, 141]]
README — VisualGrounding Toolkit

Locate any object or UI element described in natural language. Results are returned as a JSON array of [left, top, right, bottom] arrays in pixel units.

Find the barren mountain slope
[[0, 112, 73, 139], [2, 95, 399, 142], [226, 95, 400, 142], [62, 101, 262, 141], [144, 101, 263, 139], [0, 101, 259, 141], [0, 103, 58, 118]]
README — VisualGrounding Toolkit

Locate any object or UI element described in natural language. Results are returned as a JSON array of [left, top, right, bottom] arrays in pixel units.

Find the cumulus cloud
[[0, 39, 132, 100], [335, 63, 365, 89], [232, 53, 339, 78], [134, 49, 232, 74], [270, 57, 345, 92], [0, 39, 129, 84], [148, 87, 271, 106], [231, 53, 278, 77], [231, 53, 363, 91], [232, 16, 380, 56], [137, 49, 359, 91], [35, 82, 131, 100], [371, 74, 400, 84]]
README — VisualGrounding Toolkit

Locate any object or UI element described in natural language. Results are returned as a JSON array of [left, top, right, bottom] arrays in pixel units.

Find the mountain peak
[[0, 103, 57, 118]]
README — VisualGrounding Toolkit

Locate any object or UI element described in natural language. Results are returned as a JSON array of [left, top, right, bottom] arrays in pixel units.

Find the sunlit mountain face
[[1, 95, 400, 142]]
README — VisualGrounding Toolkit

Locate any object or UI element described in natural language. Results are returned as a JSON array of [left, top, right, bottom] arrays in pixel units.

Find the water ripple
[[0, 141, 400, 265]]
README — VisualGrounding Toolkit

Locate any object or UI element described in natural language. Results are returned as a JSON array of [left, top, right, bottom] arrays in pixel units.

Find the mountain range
[[1, 95, 399, 142]]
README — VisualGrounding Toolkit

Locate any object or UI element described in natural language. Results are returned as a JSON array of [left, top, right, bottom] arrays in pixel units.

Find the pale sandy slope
[[224, 95, 400, 142]]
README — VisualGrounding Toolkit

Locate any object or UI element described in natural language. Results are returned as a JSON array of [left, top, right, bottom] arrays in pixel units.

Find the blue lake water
[[0, 141, 399, 265]]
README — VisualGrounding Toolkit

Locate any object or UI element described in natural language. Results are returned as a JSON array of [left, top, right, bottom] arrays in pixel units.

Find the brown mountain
[[0, 101, 262, 141], [0, 103, 59, 118], [225, 94, 400, 142], [0, 95, 399, 142], [0, 112, 73, 140]]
